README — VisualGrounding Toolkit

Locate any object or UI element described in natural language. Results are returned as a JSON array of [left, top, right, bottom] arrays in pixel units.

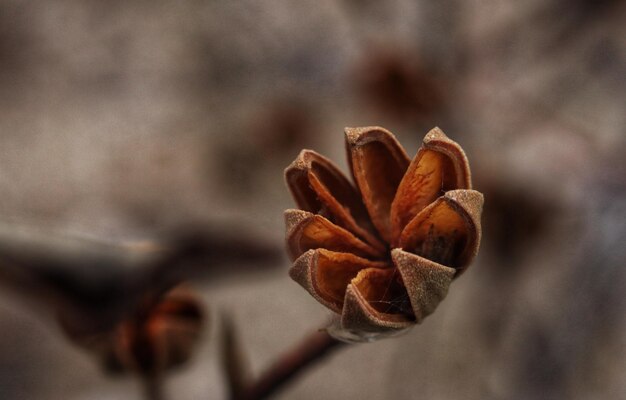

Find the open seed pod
[[285, 126, 483, 342]]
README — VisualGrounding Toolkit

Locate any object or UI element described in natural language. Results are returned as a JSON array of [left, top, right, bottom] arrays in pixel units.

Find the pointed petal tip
[[285, 149, 315, 174], [284, 150, 310, 192], [420, 127, 472, 189], [284, 209, 312, 235], [423, 126, 449, 143], [444, 189, 484, 217], [422, 127, 464, 151], [344, 127, 361, 145], [391, 249, 455, 322], [389, 247, 405, 260], [288, 249, 315, 288], [344, 126, 396, 146], [286, 149, 340, 180]]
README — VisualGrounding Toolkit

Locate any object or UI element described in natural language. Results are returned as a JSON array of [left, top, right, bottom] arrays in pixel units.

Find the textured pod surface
[[285, 126, 483, 341]]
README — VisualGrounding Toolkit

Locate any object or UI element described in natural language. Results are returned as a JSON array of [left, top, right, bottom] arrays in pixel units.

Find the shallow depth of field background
[[0, 1, 625, 399]]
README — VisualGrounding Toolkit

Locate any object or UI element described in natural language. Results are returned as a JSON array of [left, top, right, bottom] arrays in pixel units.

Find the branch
[[237, 329, 347, 400], [142, 372, 165, 400]]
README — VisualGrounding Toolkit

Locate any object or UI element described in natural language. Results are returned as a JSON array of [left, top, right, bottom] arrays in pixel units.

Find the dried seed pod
[[285, 126, 483, 342], [62, 286, 204, 376]]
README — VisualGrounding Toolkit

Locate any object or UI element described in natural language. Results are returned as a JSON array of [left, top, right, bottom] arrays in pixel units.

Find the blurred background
[[0, 0, 625, 399]]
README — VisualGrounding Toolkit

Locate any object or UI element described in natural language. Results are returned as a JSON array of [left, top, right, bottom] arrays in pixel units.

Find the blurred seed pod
[[61, 286, 204, 376], [0, 222, 279, 335]]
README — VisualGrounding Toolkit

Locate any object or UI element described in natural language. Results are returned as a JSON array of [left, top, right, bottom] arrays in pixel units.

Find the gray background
[[0, 1, 624, 399]]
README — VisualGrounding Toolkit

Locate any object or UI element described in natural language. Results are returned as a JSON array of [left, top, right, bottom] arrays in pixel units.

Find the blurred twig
[[220, 314, 251, 400], [0, 222, 281, 337], [142, 372, 165, 400]]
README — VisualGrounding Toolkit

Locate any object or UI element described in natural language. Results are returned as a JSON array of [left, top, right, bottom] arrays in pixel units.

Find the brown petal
[[390, 127, 472, 245], [391, 249, 455, 323], [285, 209, 384, 261], [340, 276, 413, 334], [285, 149, 385, 252], [289, 249, 390, 313], [398, 189, 483, 273], [345, 127, 410, 243]]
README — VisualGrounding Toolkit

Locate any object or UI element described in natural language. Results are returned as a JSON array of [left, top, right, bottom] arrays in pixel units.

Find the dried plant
[[0, 126, 484, 400], [61, 286, 203, 376], [285, 126, 483, 341]]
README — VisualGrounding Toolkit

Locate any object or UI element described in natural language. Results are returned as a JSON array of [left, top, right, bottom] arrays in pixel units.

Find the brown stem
[[238, 329, 347, 400], [142, 372, 165, 400]]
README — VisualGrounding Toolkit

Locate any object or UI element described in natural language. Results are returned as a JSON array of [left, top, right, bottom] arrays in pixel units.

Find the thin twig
[[142, 372, 165, 400], [238, 329, 347, 400], [221, 314, 251, 399]]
